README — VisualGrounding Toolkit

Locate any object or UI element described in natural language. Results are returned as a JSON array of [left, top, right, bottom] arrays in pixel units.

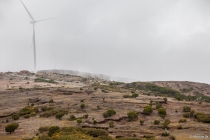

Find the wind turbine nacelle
[[30, 21, 35, 24]]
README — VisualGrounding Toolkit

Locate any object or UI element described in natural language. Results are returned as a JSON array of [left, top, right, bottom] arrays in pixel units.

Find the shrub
[[143, 105, 153, 115], [177, 125, 182, 129], [77, 119, 82, 124], [140, 119, 144, 125], [109, 121, 114, 128], [131, 93, 138, 98], [40, 108, 68, 118], [169, 135, 176, 140], [154, 120, 160, 125], [183, 112, 191, 118], [194, 113, 210, 123], [12, 113, 19, 120], [68, 115, 76, 121], [48, 126, 60, 137], [84, 128, 108, 137], [123, 94, 131, 98], [80, 104, 85, 109], [41, 106, 48, 112], [158, 108, 166, 116], [163, 98, 167, 103], [83, 114, 89, 119], [178, 118, 187, 123], [103, 108, 116, 118], [49, 99, 54, 103], [156, 103, 162, 109], [183, 106, 191, 112], [5, 123, 19, 134], [127, 111, 138, 121], [55, 112, 65, 120], [39, 126, 49, 133], [162, 132, 170, 136], [163, 120, 170, 129], [19, 106, 39, 117]]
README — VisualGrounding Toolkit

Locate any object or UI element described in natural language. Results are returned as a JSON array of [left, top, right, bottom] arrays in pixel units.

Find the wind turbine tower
[[20, 0, 54, 73]]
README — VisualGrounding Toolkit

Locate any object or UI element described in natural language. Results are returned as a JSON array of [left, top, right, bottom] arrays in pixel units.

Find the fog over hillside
[[40, 69, 136, 83]]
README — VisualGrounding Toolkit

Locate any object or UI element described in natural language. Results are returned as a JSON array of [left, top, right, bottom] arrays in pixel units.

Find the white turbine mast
[[20, 0, 54, 73]]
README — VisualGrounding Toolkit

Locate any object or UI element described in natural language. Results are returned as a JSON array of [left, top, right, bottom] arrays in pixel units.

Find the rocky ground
[[0, 71, 210, 140]]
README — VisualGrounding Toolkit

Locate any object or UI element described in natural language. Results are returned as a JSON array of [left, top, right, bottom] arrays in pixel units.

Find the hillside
[[0, 71, 210, 140]]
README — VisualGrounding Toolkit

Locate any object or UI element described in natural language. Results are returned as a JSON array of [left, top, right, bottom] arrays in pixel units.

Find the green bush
[[19, 106, 39, 117], [38, 126, 49, 133], [41, 106, 48, 112], [163, 98, 167, 103], [80, 104, 85, 109], [178, 118, 186, 123], [163, 120, 170, 129], [84, 128, 108, 137], [143, 105, 153, 115], [77, 119, 82, 124], [48, 126, 60, 137], [109, 121, 114, 128], [183, 106, 191, 112], [177, 125, 182, 129], [194, 113, 210, 123], [158, 108, 166, 116], [162, 132, 170, 136], [156, 103, 162, 109], [103, 108, 116, 118], [83, 114, 89, 119], [12, 113, 20, 120], [131, 93, 138, 98], [169, 135, 176, 140], [139, 119, 144, 125], [49, 99, 54, 103], [68, 115, 76, 121], [5, 123, 19, 134], [40, 108, 68, 118], [154, 120, 160, 125], [127, 111, 138, 121], [56, 112, 65, 120], [183, 112, 191, 118]]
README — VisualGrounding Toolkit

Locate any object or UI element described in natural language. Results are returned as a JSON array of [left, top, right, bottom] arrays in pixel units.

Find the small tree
[[163, 119, 170, 129], [12, 114, 20, 120], [55, 112, 65, 120], [163, 98, 167, 103], [143, 105, 153, 115], [154, 120, 160, 125], [5, 123, 19, 134], [80, 104, 85, 109], [127, 111, 138, 121], [140, 119, 144, 125], [158, 108, 167, 116], [109, 121, 114, 128], [103, 108, 116, 118], [183, 106, 191, 112], [48, 126, 60, 137]]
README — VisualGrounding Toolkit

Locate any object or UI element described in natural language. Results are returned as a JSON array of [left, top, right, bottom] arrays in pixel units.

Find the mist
[[0, 0, 210, 83]]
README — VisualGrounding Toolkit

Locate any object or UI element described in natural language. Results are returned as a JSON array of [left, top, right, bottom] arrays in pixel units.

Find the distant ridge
[[39, 69, 136, 83]]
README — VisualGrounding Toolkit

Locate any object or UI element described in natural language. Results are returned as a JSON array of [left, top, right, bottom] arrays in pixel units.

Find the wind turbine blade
[[20, 0, 35, 21], [36, 18, 55, 22]]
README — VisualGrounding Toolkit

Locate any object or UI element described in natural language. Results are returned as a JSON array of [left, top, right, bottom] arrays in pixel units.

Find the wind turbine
[[20, 0, 54, 73]]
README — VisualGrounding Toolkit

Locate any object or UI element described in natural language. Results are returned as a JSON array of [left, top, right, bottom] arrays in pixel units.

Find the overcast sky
[[0, 0, 210, 83]]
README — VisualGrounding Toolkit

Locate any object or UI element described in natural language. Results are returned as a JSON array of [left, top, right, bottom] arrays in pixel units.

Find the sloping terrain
[[0, 71, 210, 140]]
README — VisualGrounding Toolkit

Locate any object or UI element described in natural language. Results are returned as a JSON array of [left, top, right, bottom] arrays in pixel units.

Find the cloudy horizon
[[0, 0, 210, 84]]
